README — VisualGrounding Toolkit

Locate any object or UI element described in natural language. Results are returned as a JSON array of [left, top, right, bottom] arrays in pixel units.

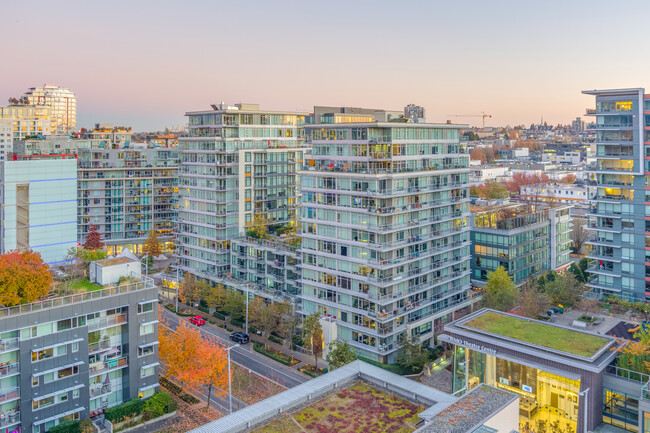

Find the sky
[[2, 0, 650, 131]]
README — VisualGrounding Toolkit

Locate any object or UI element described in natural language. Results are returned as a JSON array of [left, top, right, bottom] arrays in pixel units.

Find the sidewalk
[[160, 297, 323, 368]]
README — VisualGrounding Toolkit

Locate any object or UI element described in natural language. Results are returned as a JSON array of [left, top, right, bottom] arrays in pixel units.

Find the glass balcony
[[89, 356, 128, 376], [0, 410, 19, 428], [0, 362, 19, 379], [0, 387, 19, 403]]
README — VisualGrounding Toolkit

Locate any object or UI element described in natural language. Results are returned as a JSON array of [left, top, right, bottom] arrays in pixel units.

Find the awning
[[33, 361, 85, 377], [139, 383, 160, 392], [33, 407, 85, 426], [138, 299, 158, 305], [140, 320, 159, 327], [32, 338, 84, 353], [138, 341, 159, 349], [34, 384, 85, 402]]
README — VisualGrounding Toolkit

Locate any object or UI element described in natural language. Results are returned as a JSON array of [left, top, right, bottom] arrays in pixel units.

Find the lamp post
[[175, 263, 180, 313], [578, 388, 590, 433], [225, 343, 240, 413], [245, 284, 250, 335]]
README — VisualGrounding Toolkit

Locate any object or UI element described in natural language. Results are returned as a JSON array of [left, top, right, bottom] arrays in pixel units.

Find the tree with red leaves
[[83, 225, 104, 250], [0, 249, 52, 306], [505, 172, 549, 194]]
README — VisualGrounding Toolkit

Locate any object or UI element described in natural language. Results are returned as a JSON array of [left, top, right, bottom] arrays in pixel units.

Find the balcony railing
[[0, 411, 19, 428], [0, 387, 19, 403], [87, 314, 128, 331], [90, 382, 122, 398], [606, 365, 650, 384], [89, 356, 128, 376], [0, 338, 19, 353]]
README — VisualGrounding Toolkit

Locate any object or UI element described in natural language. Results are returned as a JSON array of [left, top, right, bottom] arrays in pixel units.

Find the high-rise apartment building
[[23, 84, 77, 135], [300, 121, 474, 363], [0, 276, 159, 432], [0, 156, 78, 265], [0, 105, 52, 143], [583, 88, 649, 301], [77, 148, 178, 255], [177, 103, 307, 281]]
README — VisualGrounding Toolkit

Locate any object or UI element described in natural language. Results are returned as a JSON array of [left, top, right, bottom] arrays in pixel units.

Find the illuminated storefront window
[[603, 389, 638, 432], [453, 348, 580, 433]]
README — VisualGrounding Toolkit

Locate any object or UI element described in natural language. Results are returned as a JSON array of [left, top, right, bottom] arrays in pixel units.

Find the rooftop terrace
[[462, 310, 612, 359]]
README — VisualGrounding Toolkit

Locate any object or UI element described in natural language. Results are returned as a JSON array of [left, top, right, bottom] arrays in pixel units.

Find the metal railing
[[605, 365, 650, 384], [0, 275, 154, 318]]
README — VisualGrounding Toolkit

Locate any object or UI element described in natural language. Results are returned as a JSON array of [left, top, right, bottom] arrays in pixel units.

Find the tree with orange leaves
[[0, 249, 52, 306], [159, 320, 229, 410]]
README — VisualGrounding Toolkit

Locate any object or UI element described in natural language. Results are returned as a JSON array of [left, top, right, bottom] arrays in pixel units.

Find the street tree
[[202, 282, 227, 311], [326, 340, 358, 370], [516, 278, 550, 318], [396, 334, 429, 374], [0, 249, 53, 306], [83, 225, 105, 250], [223, 290, 246, 323], [178, 272, 199, 306], [542, 272, 584, 307], [159, 320, 228, 409], [249, 297, 278, 347], [568, 262, 586, 283], [483, 266, 517, 311], [143, 229, 163, 257], [302, 313, 323, 369]]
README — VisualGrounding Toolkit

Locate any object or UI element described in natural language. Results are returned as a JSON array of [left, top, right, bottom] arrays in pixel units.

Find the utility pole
[[175, 264, 179, 313], [245, 284, 250, 335], [226, 344, 239, 413]]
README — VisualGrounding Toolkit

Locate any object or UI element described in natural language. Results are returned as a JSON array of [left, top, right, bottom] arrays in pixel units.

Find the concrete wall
[[483, 398, 520, 432]]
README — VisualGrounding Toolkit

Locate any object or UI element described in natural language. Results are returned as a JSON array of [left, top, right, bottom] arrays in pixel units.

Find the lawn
[[253, 382, 423, 433], [465, 311, 610, 358], [231, 364, 286, 404], [70, 278, 103, 292]]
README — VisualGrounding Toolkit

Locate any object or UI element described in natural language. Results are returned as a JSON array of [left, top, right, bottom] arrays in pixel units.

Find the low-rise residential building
[[470, 203, 572, 287], [519, 182, 589, 204], [0, 119, 13, 160], [79, 125, 132, 148], [0, 156, 78, 265], [469, 165, 510, 185], [542, 151, 582, 165], [0, 275, 158, 432], [77, 148, 178, 255], [498, 148, 529, 160]]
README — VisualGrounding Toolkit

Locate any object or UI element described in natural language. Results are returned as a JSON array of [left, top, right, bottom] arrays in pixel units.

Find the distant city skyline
[[3, 0, 650, 131]]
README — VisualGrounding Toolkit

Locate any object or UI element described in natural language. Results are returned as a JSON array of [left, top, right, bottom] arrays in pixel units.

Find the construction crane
[[446, 112, 492, 128]]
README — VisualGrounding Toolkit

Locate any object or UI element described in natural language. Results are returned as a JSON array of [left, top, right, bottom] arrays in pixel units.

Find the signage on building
[[448, 336, 497, 355]]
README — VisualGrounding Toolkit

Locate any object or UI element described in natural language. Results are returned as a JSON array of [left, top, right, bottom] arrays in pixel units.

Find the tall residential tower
[[23, 84, 77, 135], [583, 88, 648, 301]]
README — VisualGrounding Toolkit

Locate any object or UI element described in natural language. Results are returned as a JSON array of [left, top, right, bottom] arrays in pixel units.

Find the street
[[159, 307, 309, 389]]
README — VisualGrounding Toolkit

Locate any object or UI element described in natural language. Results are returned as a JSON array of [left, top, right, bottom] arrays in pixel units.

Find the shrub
[[180, 393, 200, 404], [292, 335, 303, 347], [79, 419, 93, 433], [105, 398, 144, 422], [49, 421, 80, 433], [213, 311, 226, 321], [208, 319, 216, 324], [160, 376, 182, 395], [143, 392, 176, 419], [226, 327, 233, 332], [164, 304, 193, 317], [269, 334, 283, 345], [197, 305, 209, 314], [253, 342, 293, 366], [231, 318, 244, 328]]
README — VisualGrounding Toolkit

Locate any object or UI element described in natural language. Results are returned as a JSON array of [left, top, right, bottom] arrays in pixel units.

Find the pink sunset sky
[[2, 0, 650, 131]]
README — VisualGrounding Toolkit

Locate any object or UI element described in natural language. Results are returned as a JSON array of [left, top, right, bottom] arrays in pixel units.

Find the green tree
[[302, 313, 323, 368], [247, 213, 270, 239], [178, 272, 199, 305], [516, 277, 550, 318], [326, 340, 357, 370], [568, 262, 586, 283], [223, 290, 245, 322], [203, 282, 227, 311], [395, 334, 430, 374], [483, 266, 517, 311], [249, 296, 279, 347], [542, 272, 584, 307]]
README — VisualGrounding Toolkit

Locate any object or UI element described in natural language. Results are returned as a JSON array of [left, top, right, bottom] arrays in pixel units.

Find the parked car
[[189, 316, 206, 326], [230, 332, 249, 344]]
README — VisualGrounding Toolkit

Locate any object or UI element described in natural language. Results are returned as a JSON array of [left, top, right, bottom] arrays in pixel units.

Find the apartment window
[[141, 366, 155, 378], [138, 302, 154, 314], [138, 344, 156, 357], [140, 323, 155, 336], [32, 376, 39, 387]]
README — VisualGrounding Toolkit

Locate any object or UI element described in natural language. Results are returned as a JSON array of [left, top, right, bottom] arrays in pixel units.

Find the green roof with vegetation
[[464, 311, 610, 358]]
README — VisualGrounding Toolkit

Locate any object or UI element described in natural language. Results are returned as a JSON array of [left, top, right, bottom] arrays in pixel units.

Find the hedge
[[197, 305, 209, 314], [180, 393, 200, 404], [269, 334, 283, 345], [212, 311, 226, 321], [160, 376, 182, 395], [105, 398, 144, 422], [49, 421, 80, 433], [292, 335, 303, 348], [230, 318, 244, 328], [253, 342, 293, 366], [164, 304, 193, 317], [358, 357, 411, 375]]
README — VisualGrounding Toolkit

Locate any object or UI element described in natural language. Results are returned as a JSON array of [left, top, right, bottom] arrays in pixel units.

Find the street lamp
[[578, 388, 590, 433], [225, 343, 240, 413]]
